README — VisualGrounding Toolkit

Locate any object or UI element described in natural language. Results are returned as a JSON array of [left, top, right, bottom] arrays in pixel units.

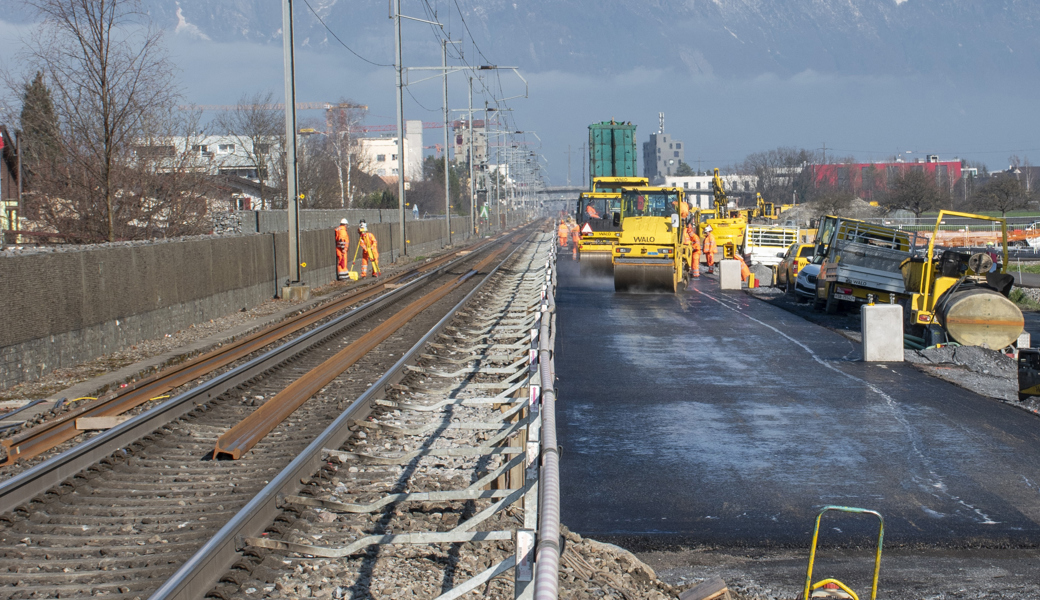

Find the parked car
[[794, 261, 821, 302], [776, 242, 815, 291]]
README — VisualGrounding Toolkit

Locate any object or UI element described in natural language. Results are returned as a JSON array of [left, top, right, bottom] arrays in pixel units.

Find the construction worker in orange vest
[[735, 252, 751, 282], [335, 218, 350, 281], [703, 226, 717, 274], [686, 223, 701, 278], [569, 219, 580, 259], [585, 200, 601, 219], [558, 219, 569, 249], [358, 220, 380, 278]]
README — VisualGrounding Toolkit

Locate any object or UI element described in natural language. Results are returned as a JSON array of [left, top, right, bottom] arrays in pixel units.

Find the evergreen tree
[[18, 71, 62, 190]]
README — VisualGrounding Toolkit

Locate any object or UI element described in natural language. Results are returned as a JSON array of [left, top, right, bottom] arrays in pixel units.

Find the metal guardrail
[[534, 242, 560, 599], [865, 215, 1040, 232]]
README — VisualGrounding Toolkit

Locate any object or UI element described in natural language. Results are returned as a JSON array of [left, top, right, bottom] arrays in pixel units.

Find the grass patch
[[1009, 288, 1040, 311], [1009, 262, 1040, 274]]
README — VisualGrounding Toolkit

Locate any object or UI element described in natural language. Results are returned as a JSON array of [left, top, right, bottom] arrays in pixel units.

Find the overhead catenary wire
[[301, 0, 392, 67]]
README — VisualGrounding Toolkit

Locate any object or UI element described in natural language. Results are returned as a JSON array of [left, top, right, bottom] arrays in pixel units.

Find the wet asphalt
[[555, 255, 1040, 548]]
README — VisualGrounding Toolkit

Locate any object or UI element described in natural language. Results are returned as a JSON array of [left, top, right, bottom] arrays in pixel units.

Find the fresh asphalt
[[555, 255, 1040, 548]]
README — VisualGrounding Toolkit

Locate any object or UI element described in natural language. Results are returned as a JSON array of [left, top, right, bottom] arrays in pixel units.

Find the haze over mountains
[[146, 0, 1040, 81], [3, 1, 1038, 181]]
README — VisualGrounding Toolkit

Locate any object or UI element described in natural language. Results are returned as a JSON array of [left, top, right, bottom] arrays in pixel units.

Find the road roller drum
[[614, 260, 677, 292], [579, 251, 614, 277]]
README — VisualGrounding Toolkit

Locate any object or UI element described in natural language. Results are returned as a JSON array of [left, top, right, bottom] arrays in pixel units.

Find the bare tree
[[879, 169, 948, 221], [326, 102, 367, 208], [215, 92, 283, 210], [972, 175, 1029, 216], [740, 146, 820, 207], [24, 0, 179, 242]]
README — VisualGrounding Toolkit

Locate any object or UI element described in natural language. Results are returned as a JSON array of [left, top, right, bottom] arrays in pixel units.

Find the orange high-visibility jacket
[[703, 232, 716, 255], [358, 231, 378, 258], [585, 204, 600, 219], [686, 226, 701, 251], [335, 225, 349, 250]]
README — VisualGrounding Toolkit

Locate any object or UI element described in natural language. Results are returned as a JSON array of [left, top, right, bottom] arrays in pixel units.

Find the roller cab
[[612, 187, 692, 292], [902, 210, 1023, 349]]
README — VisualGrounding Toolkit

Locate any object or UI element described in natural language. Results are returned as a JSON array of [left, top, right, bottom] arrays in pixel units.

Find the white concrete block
[[861, 304, 903, 362], [719, 259, 742, 290]]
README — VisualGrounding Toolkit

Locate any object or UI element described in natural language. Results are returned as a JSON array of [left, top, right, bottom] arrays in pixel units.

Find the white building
[[660, 174, 758, 209], [357, 120, 423, 182], [452, 119, 486, 165]]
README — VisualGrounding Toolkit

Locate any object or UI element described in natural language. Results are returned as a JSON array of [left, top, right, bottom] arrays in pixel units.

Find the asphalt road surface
[[555, 255, 1040, 549]]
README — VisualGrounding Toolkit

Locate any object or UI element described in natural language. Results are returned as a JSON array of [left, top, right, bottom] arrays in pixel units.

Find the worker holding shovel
[[358, 220, 380, 278]]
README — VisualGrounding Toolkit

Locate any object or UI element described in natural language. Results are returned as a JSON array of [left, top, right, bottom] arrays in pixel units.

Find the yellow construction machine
[[612, 186, 693, 292], [695, 168, 747, 255], [901, 210, 1023, 349], [591, 176, 649, 193], [575, 176, 651, 275], [575, 190, 622, 275]]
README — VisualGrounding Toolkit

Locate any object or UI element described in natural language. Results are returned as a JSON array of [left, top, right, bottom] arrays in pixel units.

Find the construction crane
[[188, 102, 368, 112]]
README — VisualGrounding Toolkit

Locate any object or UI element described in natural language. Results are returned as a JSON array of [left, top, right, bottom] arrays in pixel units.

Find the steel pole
[[394, 0, 407, 257], [442, 40, 451, 246], [468, 77, 475, 236], [281, 0, 301, 285]]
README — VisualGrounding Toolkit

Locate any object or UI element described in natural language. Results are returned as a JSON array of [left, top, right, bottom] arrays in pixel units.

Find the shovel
[[346, 243, 361, 280]]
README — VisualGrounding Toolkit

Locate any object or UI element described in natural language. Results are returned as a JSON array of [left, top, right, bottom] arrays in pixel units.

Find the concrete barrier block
[[719, 260, 742, 290], [861, 304, 903, 362]]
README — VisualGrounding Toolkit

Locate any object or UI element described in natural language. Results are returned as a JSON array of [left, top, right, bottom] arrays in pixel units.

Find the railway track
[[0, 224, 551, 600], [200, 233, 557, 600], [0, 230, 512, 478]]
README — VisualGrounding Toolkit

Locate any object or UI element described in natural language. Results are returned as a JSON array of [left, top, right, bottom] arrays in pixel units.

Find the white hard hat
[[704, 225, 713, 233], [359, 222, 368, 232], [340, 218, 348, 225]]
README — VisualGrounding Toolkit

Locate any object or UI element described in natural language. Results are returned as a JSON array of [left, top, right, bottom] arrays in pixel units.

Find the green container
[[588, 121, 638, 187]]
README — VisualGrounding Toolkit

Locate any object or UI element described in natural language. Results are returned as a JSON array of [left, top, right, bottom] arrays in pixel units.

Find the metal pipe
[[535, 240, 560, 600]]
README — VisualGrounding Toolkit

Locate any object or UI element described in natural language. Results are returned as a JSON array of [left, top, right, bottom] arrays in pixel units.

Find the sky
[[2, 3, 1039, 186]]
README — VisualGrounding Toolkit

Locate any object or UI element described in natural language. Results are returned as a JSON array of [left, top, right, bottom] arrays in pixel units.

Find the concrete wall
[[0, 210, 526, 390]]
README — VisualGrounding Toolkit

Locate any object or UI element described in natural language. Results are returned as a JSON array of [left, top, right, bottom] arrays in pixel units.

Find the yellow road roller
[[612, 186, 693, 292], [901, 210, 1023, 348], [576, 177, 649, 276], [576, 191, 622, 276]]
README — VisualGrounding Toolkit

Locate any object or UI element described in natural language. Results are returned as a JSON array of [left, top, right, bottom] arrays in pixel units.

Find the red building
[[813, 156, 962, 200]]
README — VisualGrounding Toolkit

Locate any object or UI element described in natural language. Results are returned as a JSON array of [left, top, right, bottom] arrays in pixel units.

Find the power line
[[452, 0, 492, 66], [301, 0, 392, 68], [406, 86, 439, 112]]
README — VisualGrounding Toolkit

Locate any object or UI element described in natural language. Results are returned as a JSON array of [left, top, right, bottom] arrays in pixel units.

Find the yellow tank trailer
[[612, 187, 693, 292], [901, 210, 1023, 349]]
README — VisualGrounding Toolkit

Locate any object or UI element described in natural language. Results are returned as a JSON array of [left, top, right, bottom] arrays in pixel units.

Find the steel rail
[[0, 231, 522, 517], [0, 234, 509, 468], [149, 230, 535, 600], [212, 241, 513, 459]]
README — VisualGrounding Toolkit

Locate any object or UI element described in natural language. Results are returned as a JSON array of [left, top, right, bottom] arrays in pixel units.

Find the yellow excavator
[[901, 210, 1023, 349], [575, 176, 650, 275], [695, 168, 747, 255], [612, 186, 693, 292]]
